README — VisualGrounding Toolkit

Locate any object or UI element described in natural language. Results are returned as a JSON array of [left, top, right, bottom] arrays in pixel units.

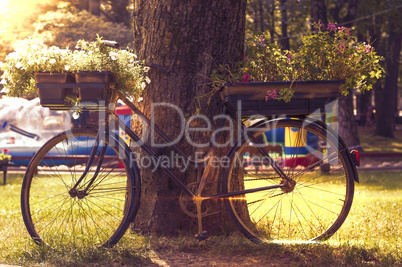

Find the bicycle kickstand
[[194, 196, 209, 242]]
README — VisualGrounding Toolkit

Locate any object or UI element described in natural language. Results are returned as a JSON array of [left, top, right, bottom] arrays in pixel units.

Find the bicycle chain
[[244, 176, 281, 182]]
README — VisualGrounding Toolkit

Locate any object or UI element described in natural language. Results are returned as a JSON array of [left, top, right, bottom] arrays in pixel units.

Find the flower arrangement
[[211, 23, 384, 102], [1, 36, 149, 100], [1, 38, 72, 97], [0, 149, 11, 161]]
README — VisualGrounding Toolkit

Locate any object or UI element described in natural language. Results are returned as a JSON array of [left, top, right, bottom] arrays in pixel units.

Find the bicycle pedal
[[195, 231, 209, 242]]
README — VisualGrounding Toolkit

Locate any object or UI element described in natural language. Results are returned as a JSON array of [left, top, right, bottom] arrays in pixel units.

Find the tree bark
[[374, 19, 401, 138], [258, 0, 265, 32], [280, 0, 290, 50], [338, 94, 362, 151], [132, 0, 247, 235]]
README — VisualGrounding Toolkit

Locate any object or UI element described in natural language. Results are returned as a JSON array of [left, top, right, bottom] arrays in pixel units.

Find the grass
[[359, 125, 402, 153], [1, 171, 401, 266]]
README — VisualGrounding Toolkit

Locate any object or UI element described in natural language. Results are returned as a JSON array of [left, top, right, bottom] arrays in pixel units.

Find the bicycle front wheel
[[21, 128, 140, 247], [224, 119, 356, 243]]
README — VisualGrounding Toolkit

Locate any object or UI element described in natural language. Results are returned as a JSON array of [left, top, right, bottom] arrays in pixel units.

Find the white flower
[[27, 60, 34, 66], [144, 66, 150, 72], [138, 97, 143, 102], [15, 62, 23, 69], [109, 51, 119, 60], [49, 58, 56, 64], [0, 79, 7, 85], [141, 82, 146, 89], [64, 65, 70, 71], [72, 111, 80, 120], [0, 87, 9, 93], [145, 77, 151, 84]]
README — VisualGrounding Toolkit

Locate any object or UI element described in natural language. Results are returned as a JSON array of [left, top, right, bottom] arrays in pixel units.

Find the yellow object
[[285, 127, 307, 147]]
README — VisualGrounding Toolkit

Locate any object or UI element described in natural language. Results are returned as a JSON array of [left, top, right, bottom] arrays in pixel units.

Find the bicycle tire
[[224, 118, 355, 243], [21, 128, 140, 247]]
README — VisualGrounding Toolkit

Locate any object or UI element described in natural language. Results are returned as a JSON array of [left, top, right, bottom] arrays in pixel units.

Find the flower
[[242, 73, 251, 82], [326, 23, 337, 31], [210, 23, 384, 102], [109, 51, 119, 60], [1, 36, 149, 98], [338, 26, 351, 36], [265, 89, 278, 101], [363, 44, 371, 54]]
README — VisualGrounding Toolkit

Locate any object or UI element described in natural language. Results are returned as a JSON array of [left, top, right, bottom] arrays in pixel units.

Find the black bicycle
[[21, 42, 359, 248]]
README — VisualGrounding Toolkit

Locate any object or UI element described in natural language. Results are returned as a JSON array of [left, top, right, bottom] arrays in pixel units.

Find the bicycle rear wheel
[[21, 128, 140, 247], [224, 119, 356, 243]]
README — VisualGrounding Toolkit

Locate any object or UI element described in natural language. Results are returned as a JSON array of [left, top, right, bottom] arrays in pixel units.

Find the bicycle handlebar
[[148, 63, 169, 73], [101, 40, 120, 48], [101, 40, 169, 73]]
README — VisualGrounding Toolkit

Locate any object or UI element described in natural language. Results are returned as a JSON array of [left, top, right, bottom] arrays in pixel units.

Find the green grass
[[359, 126, 402, 153], [1, 172, 401, 266]]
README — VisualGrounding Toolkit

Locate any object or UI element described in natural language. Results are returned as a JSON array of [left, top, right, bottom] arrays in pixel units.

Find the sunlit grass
[[239, 171, 348, 241], [26, 172, 131, 247], [359, 126, 402, 153], [1, 171, 401, 266]]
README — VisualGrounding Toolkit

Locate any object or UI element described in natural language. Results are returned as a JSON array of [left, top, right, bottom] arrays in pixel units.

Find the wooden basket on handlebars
[[35, 71, 113, 111], [220, 80, 344, 118]]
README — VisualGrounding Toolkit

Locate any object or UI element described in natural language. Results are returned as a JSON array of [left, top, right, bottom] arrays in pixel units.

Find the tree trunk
[[280, 0, 290, 50], [374, 19, 401, 138], [258, 0, 265, 32], [110, 0, 131, 27], [89, 0, 101, 16], [338, 94, 362, 151], [132, 0, 247, 235]]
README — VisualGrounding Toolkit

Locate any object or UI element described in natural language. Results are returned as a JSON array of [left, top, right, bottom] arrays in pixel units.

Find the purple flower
[[259, 37, 266, 45], [286, 52, 291, 63], [243, 73, 251, 82], [326, 23, 337, 32]]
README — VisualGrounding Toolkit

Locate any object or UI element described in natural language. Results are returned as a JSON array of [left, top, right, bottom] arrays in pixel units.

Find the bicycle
[[21, 41, 359, 248]]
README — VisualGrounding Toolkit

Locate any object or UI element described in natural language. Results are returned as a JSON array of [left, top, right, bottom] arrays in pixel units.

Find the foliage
[[295, 23, 384, 95], [0, 37, 149, 100], [33, 8, 133, 49], [0, 38, 73, 97], [210, 23, 384, 102], [71, 37, 150, 100]]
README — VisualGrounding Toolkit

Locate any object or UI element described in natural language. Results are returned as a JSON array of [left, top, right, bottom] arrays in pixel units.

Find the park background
[[0, 0, 401, 266]]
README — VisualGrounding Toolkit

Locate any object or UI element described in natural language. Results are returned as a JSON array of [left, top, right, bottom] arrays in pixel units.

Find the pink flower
[[326, 23, 337, 32], [2, 149, 10, 154], [242, 73, 251, 82], [337, 26, 351, 36], [338, 40, 346, 54], [363, 44, 371, 53], [265, 89, 278, 101], [286, 52, 291, 63]]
